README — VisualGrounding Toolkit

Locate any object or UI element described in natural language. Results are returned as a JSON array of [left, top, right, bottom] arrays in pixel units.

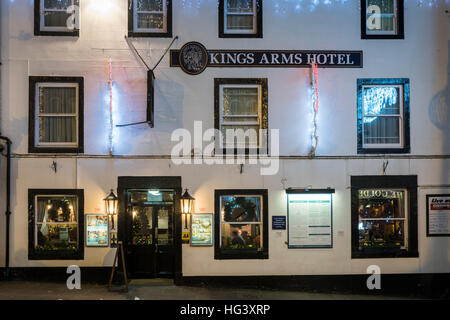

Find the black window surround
[[34, 0, 80, 37], [219, 0, 263, 38], [29, 76, 84, 154], [361, 0, 404, 39], [214, 78, 268, 155], [214, 189, 269, 260], [351, 175, 418, 259], [128, 0, 173, 38], [28, 189, 85, 260], [357, 78, 410, 154]]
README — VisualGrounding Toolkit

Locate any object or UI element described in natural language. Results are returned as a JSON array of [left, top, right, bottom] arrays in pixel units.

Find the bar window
[[29, 77, 84, 153], [215, 189, 268, 259], [219, 0, 263, 38], [28, 189, 84, 260], [128, 0, 172, 37], [351, 176, 418, 258], [357, 78, 410, 154], [214, 78, 268, 152], [358, 189, 407, 249], [35, 0, 79, 36], [361, 0, 404, 39]]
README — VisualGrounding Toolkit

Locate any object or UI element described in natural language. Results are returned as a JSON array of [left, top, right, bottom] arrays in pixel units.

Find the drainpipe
[[0, 136, 11, 279]]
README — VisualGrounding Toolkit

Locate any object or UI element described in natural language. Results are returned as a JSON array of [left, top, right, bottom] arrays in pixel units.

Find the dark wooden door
[[127, 196, 174, 278]]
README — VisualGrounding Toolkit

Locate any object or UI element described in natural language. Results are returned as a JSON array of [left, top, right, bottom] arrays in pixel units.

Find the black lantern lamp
[[104, 189, 118, 229], [180, 189, 195, 229]]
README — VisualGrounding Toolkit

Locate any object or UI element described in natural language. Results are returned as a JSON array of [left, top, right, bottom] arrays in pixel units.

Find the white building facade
[[0, 0, 449, 291]]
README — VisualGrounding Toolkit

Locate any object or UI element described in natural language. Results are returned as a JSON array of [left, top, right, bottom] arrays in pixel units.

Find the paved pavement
[[0, 279, 417, 300]]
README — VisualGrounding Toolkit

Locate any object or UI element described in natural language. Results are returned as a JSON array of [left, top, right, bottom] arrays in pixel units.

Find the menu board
[[86, 214, 109, 247], [427, 195, 450, 236], [287, 193, 333, 248], [190, 213, 213, 246]]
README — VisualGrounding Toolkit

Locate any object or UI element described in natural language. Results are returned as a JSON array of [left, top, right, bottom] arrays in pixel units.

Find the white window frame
[[219, 84, 262, 149], [358, 188, 408, 250], [219, 195, 263, 249], [35, 82, 79, 148], [224, 0, 257, 34], [362, 84, 404, 149], [34, 195, 79, 247], [133, 0, 167, 33], [40, 0, 77, 32], [366, 0, 397, 35]]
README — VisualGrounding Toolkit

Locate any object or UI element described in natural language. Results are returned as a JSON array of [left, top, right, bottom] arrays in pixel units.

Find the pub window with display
[[214, 190, 268, 259], [28, 189, 84, 260], [358, 189, 408, 251]]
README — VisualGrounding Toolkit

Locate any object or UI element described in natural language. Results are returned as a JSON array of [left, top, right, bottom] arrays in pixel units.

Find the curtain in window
[[43, 0, 73, 27], [39, 87, 77, 144], [137, 0, 164, 29], [367, 0, 395, 31], [363, 86, 401, 145], [226, 0, 254, 31]]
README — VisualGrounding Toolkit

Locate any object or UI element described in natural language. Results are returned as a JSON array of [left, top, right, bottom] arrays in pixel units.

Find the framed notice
[[426, 194, 450, 237], [190, 213, 213, 246], [286, 189, 334, 248], [86, 214, 109, 247]]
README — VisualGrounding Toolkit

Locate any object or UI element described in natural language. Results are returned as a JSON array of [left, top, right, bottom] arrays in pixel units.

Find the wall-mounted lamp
[[104, 189, 118, 229], [180, 189, 195, 229]]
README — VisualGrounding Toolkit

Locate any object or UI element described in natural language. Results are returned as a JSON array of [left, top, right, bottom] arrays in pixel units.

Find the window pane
[[358, 189, 406, 219], [137, 13, 164, 29], [221, 223, 261, 249], [36, 224, 78, 250], [363, 116, 400, 144], [221, 125, 259, 147], [223, 88, 258, 115], [44, 0, 72, 9], [43, 11, 71, 27], [221, 196, 261, 222], [380, 16, 395, 31], [39, 87, 77, 114], [137, 0, 163, 12], [226, 15, 254, 30], [132, 206, 153, 245], [367, 0, 395, 14], [36, 196, 78, 223], [39, 116, 76, 143], [363, 87, 400, 115], [227, 0, 254, 13], [129, 190, 173, 203], [358, 220, 405, 248], [222, 116, 259, 123]]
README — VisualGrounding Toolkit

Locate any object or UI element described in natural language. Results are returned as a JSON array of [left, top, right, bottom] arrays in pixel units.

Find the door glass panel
[[132, 206, 153, 245], [157, 208, 171, 245]]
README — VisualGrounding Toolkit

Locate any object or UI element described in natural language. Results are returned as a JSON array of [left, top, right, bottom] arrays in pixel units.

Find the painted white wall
[[0, 0, 449, 274]]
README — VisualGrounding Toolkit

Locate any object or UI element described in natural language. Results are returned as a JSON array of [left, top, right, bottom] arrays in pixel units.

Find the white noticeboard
[[427, 194, 450, 237], [287, 193, 333, 248]]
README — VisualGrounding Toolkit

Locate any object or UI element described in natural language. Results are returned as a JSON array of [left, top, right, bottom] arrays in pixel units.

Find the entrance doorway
[[118, 177, 182, 279]]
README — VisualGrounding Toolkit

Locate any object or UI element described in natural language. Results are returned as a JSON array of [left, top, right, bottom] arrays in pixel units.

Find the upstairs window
[[361, 0, 404, 39], [128, 0, 172, 37], [214, 78, 268, 153], [357, 78, 410, 154], [219, 0, 263, 38], [29, 77, 84, 154], [35, 0, 80, 36]]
